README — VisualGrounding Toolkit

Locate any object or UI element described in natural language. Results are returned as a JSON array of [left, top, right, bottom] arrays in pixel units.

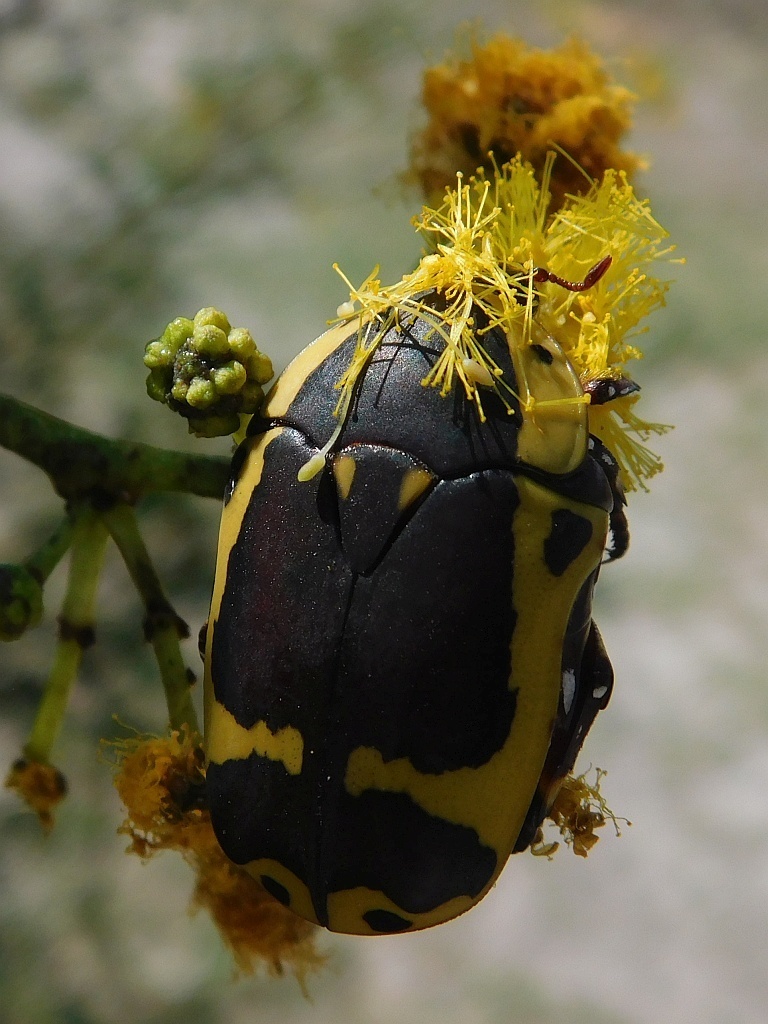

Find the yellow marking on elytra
[[206, 700, 304, 775], [333, 454, 357, 500], [504, 476, 606, 810], [208, 429, 282, 618], [397, 467, 434, 511], [204, 427, 283, 736], [344, 477, 608, 860], [326, 886, 477, 936], [243, 858, 318, 925]]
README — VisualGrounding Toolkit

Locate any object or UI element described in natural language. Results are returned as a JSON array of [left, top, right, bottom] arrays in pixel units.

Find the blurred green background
[[1, 1, 767, 1022]]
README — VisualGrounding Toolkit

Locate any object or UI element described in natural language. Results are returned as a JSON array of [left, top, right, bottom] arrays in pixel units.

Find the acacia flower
[[111, 727, 323, 985], [5, 758, 67, 831], [532, 769, 628, 859], [331, 156, 673, 493], [411, 34, 643, 210]]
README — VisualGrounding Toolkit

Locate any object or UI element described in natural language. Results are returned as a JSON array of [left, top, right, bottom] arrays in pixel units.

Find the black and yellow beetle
[[203, 276, 629, 936]]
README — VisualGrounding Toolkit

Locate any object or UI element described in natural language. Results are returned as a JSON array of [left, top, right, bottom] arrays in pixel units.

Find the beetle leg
[[606, 504, 630, 563], [588, 436, 629, 562], [197, 621, 208, 661], [513, 607, 614, 853]]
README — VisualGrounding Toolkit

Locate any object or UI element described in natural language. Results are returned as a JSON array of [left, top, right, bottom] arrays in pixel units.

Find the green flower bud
[[190, 411, 241, 438], [164, 317, 194, 354], [227, 327, 256, 359], [193, 307, 231, 334], [146, 368, 170, 402], [144, 318, 194, 371], [143, 340, 171, 369], [239, 381, 265, 413], [171, 378, 189, 403], [186, 377, 217, 409], [212, 360, 247, 395], [0, 564, 44, 641], [192, 324, 230, 360], [246, 350, 274, 384]]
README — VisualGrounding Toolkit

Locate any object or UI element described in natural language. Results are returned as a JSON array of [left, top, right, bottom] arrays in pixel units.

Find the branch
[[0, 393, 230, 501]]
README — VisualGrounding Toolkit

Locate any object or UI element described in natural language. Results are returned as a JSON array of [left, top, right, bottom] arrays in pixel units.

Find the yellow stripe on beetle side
[[501, 475, 607, 831], [342, 476, 608, 866], [206, 700, 304, 776], [207, 427, 283, 628], [204, 427, 284, 739]]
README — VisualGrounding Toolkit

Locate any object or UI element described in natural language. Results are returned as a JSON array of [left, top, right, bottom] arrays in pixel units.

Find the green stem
[[101, 503, 200, 736], [0, 393, 230, 501], [24, 517, 75, 583], [24, 507, 109, 762]]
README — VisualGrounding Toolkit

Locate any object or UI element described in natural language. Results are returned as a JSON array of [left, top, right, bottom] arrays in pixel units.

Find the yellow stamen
[[325, 157, 674, 491]]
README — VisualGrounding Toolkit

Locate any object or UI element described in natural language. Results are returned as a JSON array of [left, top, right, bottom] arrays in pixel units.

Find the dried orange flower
[[531, 768, 629, 859], [411, 35, 644, 211], [111, 727, 323, 986], [5, 757, 67, 830]]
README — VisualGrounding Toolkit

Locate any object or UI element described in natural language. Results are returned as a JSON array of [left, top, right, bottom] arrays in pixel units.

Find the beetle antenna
[[533, 255, 612, 292]]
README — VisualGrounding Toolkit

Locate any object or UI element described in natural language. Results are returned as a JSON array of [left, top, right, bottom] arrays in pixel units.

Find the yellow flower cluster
[[111, 728, 322, 985], [411, 34, 643, 210], [333, 156, 673, 491]]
